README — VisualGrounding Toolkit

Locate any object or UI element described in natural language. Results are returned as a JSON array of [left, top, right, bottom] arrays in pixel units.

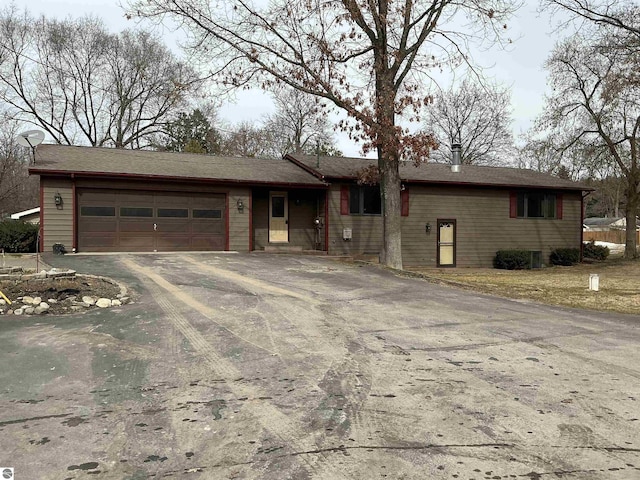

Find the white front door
[[437, 219, 456, 267], [269, 192, 288, 243]]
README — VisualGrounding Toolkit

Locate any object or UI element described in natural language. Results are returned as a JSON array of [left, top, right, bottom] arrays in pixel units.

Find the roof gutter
[[318, 175, 594, 192], [28, 169, 329, 189]]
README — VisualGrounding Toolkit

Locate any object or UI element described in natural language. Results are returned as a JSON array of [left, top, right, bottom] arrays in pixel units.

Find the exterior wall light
[[54, 192, 63, 207], [425, 222, 431, 233], [236, 198, 244, 212]]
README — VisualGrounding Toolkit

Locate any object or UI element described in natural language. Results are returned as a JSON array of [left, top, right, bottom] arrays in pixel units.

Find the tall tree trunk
[[624, 177, 639, 259], [379, 144, 402, 269], [375, 67, 403, 269]]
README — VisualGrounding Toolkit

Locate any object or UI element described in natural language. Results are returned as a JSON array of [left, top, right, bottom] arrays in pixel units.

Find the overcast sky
[[13, 0, 564, 157]]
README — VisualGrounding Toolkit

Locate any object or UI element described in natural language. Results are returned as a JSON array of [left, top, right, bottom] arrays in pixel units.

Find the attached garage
[[77, 189, 226, 252], [31, 145, 327, 254]]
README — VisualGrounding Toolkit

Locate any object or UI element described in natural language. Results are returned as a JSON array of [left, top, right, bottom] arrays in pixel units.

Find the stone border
[[0, 267, 77, 281], [0, 269, 131, 316]]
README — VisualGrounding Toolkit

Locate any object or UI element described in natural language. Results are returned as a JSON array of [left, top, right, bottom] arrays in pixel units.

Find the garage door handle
[[153, 223, 157, 231]]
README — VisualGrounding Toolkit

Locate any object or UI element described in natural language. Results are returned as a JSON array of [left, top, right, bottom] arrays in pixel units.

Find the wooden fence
[[583, 230, 640, 244]]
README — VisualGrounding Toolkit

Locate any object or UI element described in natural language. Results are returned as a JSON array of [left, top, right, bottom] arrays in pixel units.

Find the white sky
[[9, 0, 563, 157]]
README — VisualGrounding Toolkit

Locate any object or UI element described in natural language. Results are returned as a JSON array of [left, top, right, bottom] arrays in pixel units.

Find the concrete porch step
[[263, 245, 304, 253]]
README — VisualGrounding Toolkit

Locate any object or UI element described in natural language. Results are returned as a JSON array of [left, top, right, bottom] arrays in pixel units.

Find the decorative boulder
[[96, 298, 112, 308]]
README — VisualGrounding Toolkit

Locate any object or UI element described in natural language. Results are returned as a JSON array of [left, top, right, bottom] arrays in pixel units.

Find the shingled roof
[[286, 154, 590, 191], [30, 145, 327, 187]]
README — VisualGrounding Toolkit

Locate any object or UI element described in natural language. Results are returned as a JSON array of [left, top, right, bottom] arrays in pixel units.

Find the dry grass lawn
[[408, 258, 640, 315]]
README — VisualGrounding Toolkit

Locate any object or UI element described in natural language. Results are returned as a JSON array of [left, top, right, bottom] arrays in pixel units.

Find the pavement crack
[[269, 442, 514, 459], [0, 412, 72, 427]]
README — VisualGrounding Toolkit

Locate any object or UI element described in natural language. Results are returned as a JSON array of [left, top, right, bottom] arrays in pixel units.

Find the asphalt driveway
[[0, 253, 639, 479]]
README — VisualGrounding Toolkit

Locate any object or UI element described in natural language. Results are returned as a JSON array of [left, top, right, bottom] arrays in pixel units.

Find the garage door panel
[[80, 235, 117, 248], [158, 221, 190, 233], [192, 236, 225, 250], [118, 235, 155, 249], [119, 220, 154, 233], [156, 236, 192, 250], [79, 219, 117, 233], [192, 222, 224, 234], [78, 191, 117, 203], [78, 189, 228, 252]]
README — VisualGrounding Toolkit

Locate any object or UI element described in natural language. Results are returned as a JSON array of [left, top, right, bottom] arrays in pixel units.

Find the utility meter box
[[343, 228, 352, 241]]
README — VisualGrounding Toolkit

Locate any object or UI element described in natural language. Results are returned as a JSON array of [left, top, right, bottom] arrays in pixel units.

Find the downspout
[[72, 174, 77, 253], [324, 189, 329, 253], [581, 191, 591, 261], [39, 182, 44, 253], [249, 191, 253, 252]]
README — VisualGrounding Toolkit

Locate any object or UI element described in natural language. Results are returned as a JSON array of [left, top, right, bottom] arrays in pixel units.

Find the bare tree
[[424, 79, 514, 166], [0, 6, 199, 148], [220, 121, 275, 158], [517, 131, 600, 180], [541, 29, 639, 258], [584, 172, 625, 218], [264, 88, 339, 158], [128, 0, 518, 268], [543, 0, 640, 36], [0, 116, 38, 217]]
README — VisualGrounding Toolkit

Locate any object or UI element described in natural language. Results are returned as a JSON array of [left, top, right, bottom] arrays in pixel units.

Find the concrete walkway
[[0, 253, 50, 272]]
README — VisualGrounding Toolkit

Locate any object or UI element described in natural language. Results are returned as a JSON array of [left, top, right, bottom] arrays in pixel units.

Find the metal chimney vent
[[451, 142, 462, 173]]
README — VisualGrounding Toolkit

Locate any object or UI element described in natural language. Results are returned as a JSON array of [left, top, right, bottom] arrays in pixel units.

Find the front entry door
[[437, 219, 456, 267], [269, 192, 289, 243]]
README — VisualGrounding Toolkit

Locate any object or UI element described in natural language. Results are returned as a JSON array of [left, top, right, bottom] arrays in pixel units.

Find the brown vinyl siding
[[228, 188, 251, 251], [400, 186, 582, 267], [252, 191, 269, 249], [41, 177, 74, 252], [327, 184, 383, 255]]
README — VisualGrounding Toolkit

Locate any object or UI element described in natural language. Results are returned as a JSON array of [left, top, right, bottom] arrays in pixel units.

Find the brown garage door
[[78, 189, 226, 252]]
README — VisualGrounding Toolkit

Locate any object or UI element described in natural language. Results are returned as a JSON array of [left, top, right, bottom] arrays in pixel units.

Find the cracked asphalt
[[0, 253, 639, 479]]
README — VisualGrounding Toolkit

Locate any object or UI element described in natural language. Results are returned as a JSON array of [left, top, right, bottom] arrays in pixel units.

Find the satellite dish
[[17, 130, 45, 148]]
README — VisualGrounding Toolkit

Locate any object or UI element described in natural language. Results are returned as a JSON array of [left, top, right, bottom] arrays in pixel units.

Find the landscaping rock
[[2, 273, 126, 316], [120, 297, 130, 304], [96, 298, 112, 308], [24, 272, 46, 280], [82, 296, 96, 306]]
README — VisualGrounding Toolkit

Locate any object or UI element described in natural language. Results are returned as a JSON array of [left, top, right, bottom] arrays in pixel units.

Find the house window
[[349, 185, 381, 215], [516, 193, 556, 218]]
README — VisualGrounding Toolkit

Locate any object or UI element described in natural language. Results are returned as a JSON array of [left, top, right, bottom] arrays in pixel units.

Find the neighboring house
[[9, 207, 40, 224], [583, 217, 640, 231], [29, 144, 590, 267]]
